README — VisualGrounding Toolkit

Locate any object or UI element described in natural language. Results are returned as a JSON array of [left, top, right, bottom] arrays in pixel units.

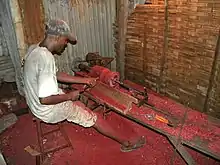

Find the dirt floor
[[0, 111, 219, 165]]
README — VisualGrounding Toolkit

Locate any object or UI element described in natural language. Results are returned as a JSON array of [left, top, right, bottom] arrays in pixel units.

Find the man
[[23, 19, 146, 152]]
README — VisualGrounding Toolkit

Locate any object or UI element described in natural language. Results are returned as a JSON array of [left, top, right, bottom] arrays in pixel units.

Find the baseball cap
[[45, 19, 77, 45]]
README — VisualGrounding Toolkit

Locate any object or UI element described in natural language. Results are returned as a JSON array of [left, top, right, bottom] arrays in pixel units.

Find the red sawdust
[[209, 141, 220, 155], [0, 113, 219, 165], [123, 80, 220, 155], [72, 79, 220, 157], [144, 92, 220, 148]]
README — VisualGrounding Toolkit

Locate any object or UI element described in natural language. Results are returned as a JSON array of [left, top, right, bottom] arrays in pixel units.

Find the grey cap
[[45, 19, 77, 45]]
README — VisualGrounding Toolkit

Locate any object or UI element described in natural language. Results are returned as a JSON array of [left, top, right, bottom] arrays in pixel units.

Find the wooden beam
[[167, 136, 196, 165], [203, 29, 220, 113], [158, 0, 168, 94], [116, 0, 129, 80], [17, 0, 45, 46]]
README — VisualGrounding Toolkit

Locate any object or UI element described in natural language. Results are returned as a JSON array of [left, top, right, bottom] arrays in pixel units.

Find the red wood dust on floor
[[84, 80, 220, 150], [0, 114, 181, 165], [123, 80, 220, 154], [70, 80, 220, 164], [0, 81, 219, 164], [0, 112, 219, 164], [146, 92, 220, 153]]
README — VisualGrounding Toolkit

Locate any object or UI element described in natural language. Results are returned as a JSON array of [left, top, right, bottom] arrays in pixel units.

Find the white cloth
[[23, 45, 97, 127], [23, 45, 59, 122]]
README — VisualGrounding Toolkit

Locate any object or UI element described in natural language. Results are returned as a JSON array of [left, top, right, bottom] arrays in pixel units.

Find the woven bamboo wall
[[124, 1, 220, 118], [125, 5, 165, 90]]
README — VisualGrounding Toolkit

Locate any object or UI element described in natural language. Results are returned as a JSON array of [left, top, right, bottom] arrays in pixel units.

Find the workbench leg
[[80, 95, 89, 106], [36, 155, 41, 165], [167, 136, 196, 165]]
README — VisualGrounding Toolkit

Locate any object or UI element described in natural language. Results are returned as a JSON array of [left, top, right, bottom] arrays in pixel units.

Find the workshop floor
[[0, 112, 219, 165]]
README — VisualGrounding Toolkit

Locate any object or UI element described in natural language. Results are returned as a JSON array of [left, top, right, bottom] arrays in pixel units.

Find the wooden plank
[[116, 0, 129, 80], [17, 0, 45, 46], [203, 29, 220, 113], [89, 82, 138, 114], [167, 136, 196, 165]]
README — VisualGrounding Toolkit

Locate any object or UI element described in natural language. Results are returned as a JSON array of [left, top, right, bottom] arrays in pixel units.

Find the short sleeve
[[38, 53, 59, 98]]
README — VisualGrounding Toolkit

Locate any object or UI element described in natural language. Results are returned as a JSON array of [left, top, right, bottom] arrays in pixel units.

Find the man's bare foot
[[120, 136, 146, 152]]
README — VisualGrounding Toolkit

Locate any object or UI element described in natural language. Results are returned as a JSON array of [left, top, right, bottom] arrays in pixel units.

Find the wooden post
[[157, 0, 169, 94], [203, 29, 220, 113], [116, 0, 129, 80]]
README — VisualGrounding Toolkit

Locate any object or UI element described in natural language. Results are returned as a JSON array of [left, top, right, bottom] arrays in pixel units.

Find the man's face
[[53, 36, 68, 55]]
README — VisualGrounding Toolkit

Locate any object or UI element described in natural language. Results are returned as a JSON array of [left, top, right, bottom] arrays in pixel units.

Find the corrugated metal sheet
[[42, 0, 116, 73], [0, 26, 8, 57], [0, 56, 15, 81], [0, 25, 15, 82]]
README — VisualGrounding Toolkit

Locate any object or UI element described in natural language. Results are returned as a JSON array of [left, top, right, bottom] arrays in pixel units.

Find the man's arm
[[40, 94, 69, 105], [37, 53, 81, 105], [40, 90, 79, 105], [57, 72, 97, 85]]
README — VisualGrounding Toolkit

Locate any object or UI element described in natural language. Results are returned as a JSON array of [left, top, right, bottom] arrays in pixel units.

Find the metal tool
[[72, 52, 114, 71], [155, 114, 174, 127], [133, 113, 174, 127], [130, 113, 154, 120], [145, 114, 154, 120]]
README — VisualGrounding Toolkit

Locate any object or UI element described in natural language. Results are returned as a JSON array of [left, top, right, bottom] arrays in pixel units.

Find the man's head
[[45, 19, 77, 55]]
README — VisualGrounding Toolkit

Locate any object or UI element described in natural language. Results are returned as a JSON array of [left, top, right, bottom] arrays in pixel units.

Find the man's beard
[[53, 45, 67, 55]]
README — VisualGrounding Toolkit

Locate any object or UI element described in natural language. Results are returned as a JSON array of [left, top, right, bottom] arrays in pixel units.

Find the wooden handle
[[155, 114, 169, 124]]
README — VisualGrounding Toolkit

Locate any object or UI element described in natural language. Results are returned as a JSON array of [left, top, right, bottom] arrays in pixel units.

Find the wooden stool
[[33, 117, 73, 165]]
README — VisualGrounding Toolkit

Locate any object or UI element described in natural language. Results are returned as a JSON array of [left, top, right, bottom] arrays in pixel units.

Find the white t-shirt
[[23, 45, 61, 122]]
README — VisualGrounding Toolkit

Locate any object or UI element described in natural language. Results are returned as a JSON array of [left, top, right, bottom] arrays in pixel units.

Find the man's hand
[[57, 72, 98, 86], [40, 90, 80, 105], [67, 90, 80, 101], [84, 78, 98, 87]]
